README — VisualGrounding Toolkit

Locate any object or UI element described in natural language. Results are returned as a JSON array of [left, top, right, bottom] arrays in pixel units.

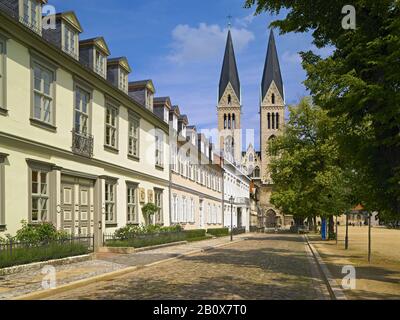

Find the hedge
[[207, 228, 230, 237], [0, 243, 89, 269]]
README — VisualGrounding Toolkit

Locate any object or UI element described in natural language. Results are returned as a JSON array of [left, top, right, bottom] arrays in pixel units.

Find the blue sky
[[50, 0, 324, 150]]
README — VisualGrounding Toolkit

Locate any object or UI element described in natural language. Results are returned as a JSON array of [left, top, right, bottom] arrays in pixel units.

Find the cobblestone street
[[45, 234, 330, 300]]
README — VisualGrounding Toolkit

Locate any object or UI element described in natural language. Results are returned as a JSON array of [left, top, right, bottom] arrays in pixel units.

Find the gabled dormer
[[107, 57, 131, 94], [42, 11, 83, 60], [154, 97, 172, 123], [79, 37, 110, 78], [128, 80, 155, 111]]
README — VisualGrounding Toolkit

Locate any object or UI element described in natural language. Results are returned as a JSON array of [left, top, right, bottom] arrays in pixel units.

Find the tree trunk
[[328, 215, 336, 240]]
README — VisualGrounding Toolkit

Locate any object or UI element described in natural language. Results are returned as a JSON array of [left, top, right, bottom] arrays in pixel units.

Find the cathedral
[[217, 29, 294, 229]]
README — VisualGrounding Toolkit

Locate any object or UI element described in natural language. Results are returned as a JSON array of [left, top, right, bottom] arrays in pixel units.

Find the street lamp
[[230, 196, 234, 242]]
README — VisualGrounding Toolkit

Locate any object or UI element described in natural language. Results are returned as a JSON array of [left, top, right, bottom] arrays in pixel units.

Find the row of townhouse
[[0, 0, 251, 247]]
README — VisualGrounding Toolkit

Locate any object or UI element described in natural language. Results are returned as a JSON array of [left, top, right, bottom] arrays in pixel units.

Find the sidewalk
[[0, 234, 249, 300], [308, 230, 400, 300]]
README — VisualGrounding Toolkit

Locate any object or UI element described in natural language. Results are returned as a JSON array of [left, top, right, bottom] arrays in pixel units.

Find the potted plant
[[141, 203, 160, 225]]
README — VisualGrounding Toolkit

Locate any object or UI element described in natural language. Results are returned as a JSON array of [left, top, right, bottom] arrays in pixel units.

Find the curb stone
[[0, 254, 94, 277], [12, 238, 246, 300], [304, 235, 347, 300]]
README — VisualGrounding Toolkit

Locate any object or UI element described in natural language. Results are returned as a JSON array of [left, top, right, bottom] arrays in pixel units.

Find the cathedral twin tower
[[217, 29, 285, 185]]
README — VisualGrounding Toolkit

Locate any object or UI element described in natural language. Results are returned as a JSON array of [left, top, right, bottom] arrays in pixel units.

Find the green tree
[[244, 0, 400, 219], [269, 98, 356, 236]]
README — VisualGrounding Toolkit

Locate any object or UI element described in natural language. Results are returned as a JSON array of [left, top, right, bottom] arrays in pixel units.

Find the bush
[[14, 220, 69, 244], [207, 228, 229, 237], [113, 224, 183, 239], [183, 229, 206, 239], [0, 242, 88, 269]]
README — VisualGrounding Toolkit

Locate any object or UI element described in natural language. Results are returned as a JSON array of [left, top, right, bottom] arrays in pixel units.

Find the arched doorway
[[265, 210, 277, 228]]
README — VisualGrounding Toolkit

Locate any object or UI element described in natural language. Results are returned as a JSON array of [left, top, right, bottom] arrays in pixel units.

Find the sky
[[49, 0, 325, 150]]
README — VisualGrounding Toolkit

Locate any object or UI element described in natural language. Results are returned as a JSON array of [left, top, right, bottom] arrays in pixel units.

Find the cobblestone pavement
[[0, 259, 125, 300], [45, 234, 330, 300], [0, 235, 247, 299]]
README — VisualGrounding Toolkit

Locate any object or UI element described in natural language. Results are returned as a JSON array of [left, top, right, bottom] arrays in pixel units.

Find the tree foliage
[[245, 0, 400, 218], [269, 98, 356, 220]]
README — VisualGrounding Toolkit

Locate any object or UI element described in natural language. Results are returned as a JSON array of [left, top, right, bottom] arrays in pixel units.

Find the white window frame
[[127, 184, 138, 224], [105, 182, 117, 225], [74, 85, 91, 135], [105, 102, 119, 150], [128, 113, 140, 159], [0, 154, 6, 230], [155, 129, 164, 168], [30, 169, 50, 224], [95, 50, 105, 76], [119, 70, 128, 93], [32, 60, 56, 127], [62, 23, 77, 58], [0, 36, 6, 113], [20, 0, 41, 34], [154, 189, 163, 225]]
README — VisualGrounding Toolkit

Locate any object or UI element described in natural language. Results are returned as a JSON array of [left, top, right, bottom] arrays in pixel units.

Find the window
[[31, 170, 49, 223], [128, 114, 140, 158], [105, 103, 118, 149], [172, 194, 178, 223], [127, 185, 138, 224], [105, 182, 116, 224], [95, 51, 105, 76], [228, 94, 231, 105], [63, 25, 76, 57], [276, 113, 280, 129], [207, 204, 211, 224], [21, 0, 41, 34], [33, 62, 54, 125], [154, 189, 163, 224], [119, 70, 128, 92], [271, 93, 275, 105], [190, 198, 195, 223], [155, 129, 164, 167], [74, 86, 90, 134], [272, 112, 275, 129], [0, 154, 6, 229], [267, 113, 271, 130], [0, 37, 5, 111], [182, 197, 187, 223]]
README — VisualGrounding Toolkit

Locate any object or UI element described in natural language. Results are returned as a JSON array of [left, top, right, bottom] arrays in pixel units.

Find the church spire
[[219, 30, 241, 103], [261, 29, 284, 102]]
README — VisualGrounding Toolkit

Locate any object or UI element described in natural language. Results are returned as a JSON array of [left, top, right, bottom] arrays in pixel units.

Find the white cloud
[[168, 23, 255, 64], [282, 51, 302, 64], [235, 13, 255, 28]]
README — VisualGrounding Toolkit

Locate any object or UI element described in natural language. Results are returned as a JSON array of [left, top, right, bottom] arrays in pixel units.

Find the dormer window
[[63, 25, 77, 57], [146, 89, 153, 110], [95, 51, 105, 76], [119, 70, 128, 93], [79, 37, 110, 79], [20, 0, 42, 34]]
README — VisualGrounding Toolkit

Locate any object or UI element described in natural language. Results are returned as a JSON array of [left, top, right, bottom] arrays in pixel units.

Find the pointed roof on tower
[[219, 30, 241, 102], [262, 29, 284, 101]]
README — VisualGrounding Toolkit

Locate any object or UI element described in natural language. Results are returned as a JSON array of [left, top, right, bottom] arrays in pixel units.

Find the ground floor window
[[127, 184, 138, 224], [30, 169, 50, 223], [154, 189, 163, 224], [105, 182, 116, 225], [0, 153, 6, 229]]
